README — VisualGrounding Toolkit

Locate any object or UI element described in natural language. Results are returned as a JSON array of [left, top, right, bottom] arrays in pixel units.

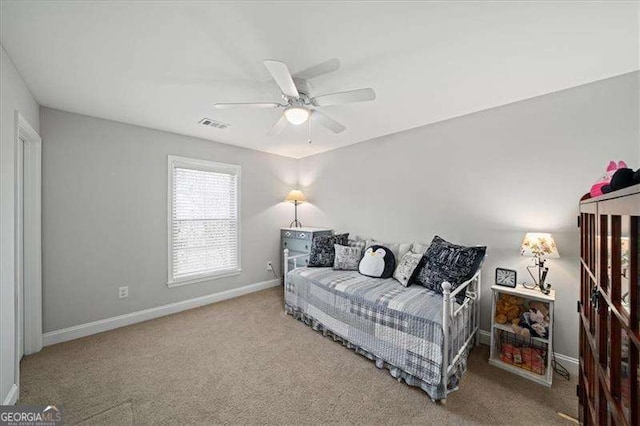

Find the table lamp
[[520, 232, 559, 294], [285, 189, 305, 228]]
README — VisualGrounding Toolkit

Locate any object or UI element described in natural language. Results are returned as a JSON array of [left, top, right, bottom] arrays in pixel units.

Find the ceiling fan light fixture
[[284, 107, 310, 125]]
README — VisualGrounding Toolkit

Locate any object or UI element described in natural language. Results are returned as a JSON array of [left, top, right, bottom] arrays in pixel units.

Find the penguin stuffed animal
[[359, 245, 396, 278]]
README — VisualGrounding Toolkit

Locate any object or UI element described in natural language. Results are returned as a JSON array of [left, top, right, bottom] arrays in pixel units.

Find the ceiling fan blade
[[268, 114, 289, 136], [312, 88, 376, 106], [264, 60, 299, 98], [293, 58, 341, 80], [311, 110, 346, 134], [214, 102, 281, 109]]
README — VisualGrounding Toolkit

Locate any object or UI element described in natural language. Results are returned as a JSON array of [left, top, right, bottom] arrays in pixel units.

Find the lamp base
[[526, 258, 551, 294], [539, 282, 551, 295], [290, 200, 302, 228]]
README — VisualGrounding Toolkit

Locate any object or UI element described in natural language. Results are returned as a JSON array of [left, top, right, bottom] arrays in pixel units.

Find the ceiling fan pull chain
[[307, 117, 312, 144]]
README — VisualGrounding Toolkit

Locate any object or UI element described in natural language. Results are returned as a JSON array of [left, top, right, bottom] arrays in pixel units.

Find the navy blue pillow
[[308, 233, 349, 267], [412, 236, 486, 301]]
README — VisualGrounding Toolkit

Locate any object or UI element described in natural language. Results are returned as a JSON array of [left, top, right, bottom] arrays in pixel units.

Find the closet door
[[579, 201, 599, 425], [581, 190, 639, 426]]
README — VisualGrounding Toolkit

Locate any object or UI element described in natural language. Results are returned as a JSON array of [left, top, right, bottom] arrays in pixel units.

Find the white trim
[[478, 329, 491, 345], [167, 268, 242, 288], [478, 329, 578, 376], [43, 279, 279, 346], [18, 112, 42, 356], [554, 352, 579, 376], [12, 112, 42, 408], [2, 384, 18, 405], [167, 155, 242, 287], [15, 122, 24, 362]]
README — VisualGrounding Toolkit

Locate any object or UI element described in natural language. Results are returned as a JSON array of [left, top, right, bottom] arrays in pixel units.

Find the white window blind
[[168, 156, 240, 286]]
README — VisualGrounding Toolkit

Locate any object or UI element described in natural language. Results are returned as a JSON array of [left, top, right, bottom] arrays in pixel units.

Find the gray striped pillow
[[347, 238, 366, 256]]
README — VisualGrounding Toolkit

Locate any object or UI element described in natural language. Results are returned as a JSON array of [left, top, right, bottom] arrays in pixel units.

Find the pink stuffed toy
[[591, 161, 627, 198]]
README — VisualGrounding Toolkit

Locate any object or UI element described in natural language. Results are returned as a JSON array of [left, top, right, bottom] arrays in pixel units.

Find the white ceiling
[[1, 2, 638, 158]]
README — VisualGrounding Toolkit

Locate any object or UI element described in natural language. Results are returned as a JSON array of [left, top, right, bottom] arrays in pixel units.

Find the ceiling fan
[[214, 59, 375, 136]]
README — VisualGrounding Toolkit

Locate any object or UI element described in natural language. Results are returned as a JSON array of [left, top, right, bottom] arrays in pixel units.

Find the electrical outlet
[[118, 286, 128, 299], [267, 261, 273, 271]]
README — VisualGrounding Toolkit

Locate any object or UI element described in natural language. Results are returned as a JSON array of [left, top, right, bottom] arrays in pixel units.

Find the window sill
[[167, 269, 242, 288]]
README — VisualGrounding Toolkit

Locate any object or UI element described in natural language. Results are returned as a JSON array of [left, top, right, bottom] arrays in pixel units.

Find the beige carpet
[[20, 287, 578, 425]]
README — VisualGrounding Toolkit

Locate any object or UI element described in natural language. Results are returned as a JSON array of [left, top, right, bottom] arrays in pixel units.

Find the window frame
[[167, 155, 242, 287]]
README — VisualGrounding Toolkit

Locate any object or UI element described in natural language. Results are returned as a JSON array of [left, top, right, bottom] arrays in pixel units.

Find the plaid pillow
[[347, 238, 366, 257], [308, 233, 349, 267]]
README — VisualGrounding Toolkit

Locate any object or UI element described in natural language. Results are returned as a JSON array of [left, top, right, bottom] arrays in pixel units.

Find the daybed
[[283, 249, 482, 402]]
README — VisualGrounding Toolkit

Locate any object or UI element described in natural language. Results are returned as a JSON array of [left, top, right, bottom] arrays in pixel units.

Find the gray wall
[[297, 72, 639, 359], [39, 73, 640, 359], [41, 108, 297, 332], [1, 44, 40, 403]]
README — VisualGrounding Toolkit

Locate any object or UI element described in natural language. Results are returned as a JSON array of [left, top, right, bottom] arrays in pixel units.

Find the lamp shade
[[285, 189, 306, 203], [520, 232, 560, 258]]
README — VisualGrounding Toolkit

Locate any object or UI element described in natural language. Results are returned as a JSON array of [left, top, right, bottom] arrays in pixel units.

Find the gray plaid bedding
[[285, 267, 469, 400]]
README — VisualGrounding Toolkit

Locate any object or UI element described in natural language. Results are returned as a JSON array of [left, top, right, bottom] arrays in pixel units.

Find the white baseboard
[[478, 329, 491, 346], [477, 329, 578, 376], [43, 279, 280, 346], [3, 384, 18, 405], [554, 352, 579, 376]]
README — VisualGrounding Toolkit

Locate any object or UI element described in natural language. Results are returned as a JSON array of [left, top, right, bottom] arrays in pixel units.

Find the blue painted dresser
[[281, 227, 332, 271]]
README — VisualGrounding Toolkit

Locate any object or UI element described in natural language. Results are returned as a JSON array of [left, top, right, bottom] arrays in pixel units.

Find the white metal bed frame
[[283, 248, 482, 403], [440, 268, 481, 403]]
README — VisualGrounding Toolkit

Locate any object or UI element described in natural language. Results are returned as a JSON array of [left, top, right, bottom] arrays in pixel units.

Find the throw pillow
[[359, 245, 396, 278], [411, 242, 430, 255], [412, 236, 486, 301], [308, 233, 349, 267], [348, 237, 366, 257], [333, 244, 362, 271], [393, 252, 423, 287], [365, 240, 411, 263]]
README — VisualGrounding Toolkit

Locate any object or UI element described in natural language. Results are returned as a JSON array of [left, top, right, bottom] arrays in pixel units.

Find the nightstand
[[280, 227, 332, 272], [489, 284, 555, 387]]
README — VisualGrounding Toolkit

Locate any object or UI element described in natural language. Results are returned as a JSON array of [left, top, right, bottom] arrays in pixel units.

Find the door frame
[[14, 111, 42, 365]]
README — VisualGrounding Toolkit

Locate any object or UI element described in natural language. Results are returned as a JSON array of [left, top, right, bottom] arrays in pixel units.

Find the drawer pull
[[299, 233, 306, 238]]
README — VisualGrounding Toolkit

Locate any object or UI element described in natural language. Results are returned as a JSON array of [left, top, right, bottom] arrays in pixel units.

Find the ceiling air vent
[[199, 118, 229, 130]]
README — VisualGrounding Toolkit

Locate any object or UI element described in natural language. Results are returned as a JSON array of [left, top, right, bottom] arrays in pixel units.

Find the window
[[168, 156, 241, 286]]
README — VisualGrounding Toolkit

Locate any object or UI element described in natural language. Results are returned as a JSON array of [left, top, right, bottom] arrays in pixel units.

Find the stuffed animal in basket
[[518, 308, 549, 339], [495, 294, 524, 324], [529, 301, 549, 317], [590, 161, 627, 198], [511, 322, 531, 338]]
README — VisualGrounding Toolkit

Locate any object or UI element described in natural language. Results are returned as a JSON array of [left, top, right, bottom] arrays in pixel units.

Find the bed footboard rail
[[283, 248, 308, 289], [440, 268, 482, 401]]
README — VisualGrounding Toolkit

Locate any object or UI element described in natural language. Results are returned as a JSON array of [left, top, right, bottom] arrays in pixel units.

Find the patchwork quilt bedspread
[[285, 267, 468, 400]]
